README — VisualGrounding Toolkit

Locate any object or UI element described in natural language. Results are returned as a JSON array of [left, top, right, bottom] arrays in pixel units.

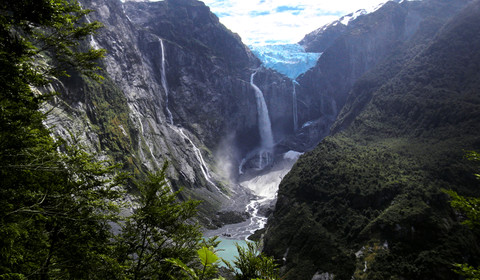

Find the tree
[[0, 0, 116, 279], [224, 242, 279, 280], [444, 151, 480, 280], [114, 163, 203, 279], [169, 237, 281, 280], [0, 0, 105, 182]]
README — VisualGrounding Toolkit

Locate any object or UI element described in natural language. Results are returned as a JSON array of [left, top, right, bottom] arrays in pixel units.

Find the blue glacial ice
[[249, 44, 322, 80]]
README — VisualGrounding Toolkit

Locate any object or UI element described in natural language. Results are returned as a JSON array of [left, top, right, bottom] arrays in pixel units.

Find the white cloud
[[201, 0, 387, 45]]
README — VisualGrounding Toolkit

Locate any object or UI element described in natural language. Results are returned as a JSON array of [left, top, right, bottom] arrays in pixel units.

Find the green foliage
[[0, 0, 114, 279], [453, 263, 480, 280], [114, 163, 202, 279], [444, 189, 480, 229], [168, 244, 222, 280], [465, 151, 480, 180], [444, 151, 480, 279], [224, 242, 279, 280], [167, 258, 199, 279], [0, 135, 125, 279], [0, 0, 105, 83], [198, 246, 220, 269]]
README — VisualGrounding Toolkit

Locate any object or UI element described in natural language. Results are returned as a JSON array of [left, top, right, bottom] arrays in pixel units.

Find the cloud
[[275, 6, 304, 13], [201, 0, 387, 45], [249, 11, 270, 16]]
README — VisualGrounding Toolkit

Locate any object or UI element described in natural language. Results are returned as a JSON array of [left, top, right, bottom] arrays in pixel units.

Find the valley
[[55, 0, 480, 278], [56, 0, 480, 278], [2, 0, 480, 279]]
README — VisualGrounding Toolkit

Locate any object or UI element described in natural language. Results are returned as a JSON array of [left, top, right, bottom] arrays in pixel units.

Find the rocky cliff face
[[263, 0, 480, 279], [46, 0, 298, 226]]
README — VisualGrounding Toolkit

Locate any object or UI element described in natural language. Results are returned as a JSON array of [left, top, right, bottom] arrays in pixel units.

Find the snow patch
[[365, 1, 389, 13], [340, 9, 367, 25], [323, 0, 406, 29]]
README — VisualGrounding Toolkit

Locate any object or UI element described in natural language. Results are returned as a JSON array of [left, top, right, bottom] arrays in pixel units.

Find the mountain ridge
[[263, 0, 480, 279]]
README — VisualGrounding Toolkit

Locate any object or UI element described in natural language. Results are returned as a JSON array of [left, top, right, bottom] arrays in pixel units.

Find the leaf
[[197, 246, 219, 268], [453, 263, 480, 279]]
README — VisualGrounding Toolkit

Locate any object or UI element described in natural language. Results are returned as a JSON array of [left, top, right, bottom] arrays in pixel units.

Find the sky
[[200, 0, 388, 45]]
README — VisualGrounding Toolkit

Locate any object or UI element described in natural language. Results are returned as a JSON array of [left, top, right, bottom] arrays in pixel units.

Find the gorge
[[16, 0, 480, 279]]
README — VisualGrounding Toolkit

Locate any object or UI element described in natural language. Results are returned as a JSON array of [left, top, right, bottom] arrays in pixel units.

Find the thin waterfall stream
[[160, 38, 174, 125], [158, 38, 221, 194], [293, 80, 299, 131], [175, 126, 226, 196]]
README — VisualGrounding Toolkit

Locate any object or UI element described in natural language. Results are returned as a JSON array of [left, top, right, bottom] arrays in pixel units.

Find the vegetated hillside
[[293, 0, 470, 148], [263, 1, 480, 279]]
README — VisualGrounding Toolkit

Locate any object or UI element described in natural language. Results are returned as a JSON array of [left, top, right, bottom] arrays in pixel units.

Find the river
[[204, 151, 302, 262]]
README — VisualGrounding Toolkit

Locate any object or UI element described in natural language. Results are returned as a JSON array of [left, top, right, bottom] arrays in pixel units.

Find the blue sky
[[201, 0, 388, 45]]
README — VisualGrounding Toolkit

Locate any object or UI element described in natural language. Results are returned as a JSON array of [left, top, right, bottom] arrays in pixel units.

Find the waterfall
[[292, 80, 298, 131], [160, 39, 174, 125], [250, 71, 274, 169]]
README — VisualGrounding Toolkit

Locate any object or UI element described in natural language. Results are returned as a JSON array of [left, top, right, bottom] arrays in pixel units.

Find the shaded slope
[[294, 0, 470, 147], [264, 1, 480, 279]]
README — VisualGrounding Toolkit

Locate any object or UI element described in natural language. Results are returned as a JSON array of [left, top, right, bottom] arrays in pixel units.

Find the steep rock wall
[[47, 0, 296, 226]]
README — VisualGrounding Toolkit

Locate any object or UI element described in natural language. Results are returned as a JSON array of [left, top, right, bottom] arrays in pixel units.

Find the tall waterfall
[[160, 39, 174, 125], [159, 38, 220, 193], [250, 71, 274, 169], [292, 80, 298, 132]]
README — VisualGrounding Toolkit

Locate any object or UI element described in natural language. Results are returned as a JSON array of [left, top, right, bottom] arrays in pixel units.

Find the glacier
[[249, 44, 321, 79]]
